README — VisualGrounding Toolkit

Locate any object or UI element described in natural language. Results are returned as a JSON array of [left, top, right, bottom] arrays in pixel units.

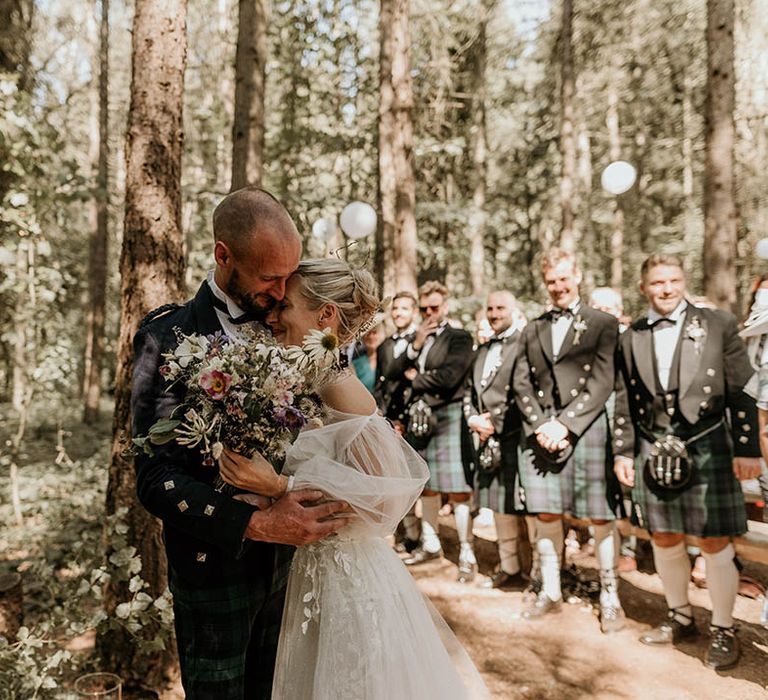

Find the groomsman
[[402, 281, 476, 581], [613, 253, 761, 670], [513, 248, 624, 632], [374, 291, 419, 430], [374, 290, 420, 551], [463, 291, 528, 588]]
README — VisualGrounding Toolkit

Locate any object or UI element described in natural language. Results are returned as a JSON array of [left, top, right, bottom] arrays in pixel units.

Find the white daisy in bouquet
[[133, 327, 342, 486]]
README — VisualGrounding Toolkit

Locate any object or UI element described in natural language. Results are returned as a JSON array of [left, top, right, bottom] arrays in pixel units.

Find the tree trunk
[[98, 0, 187, 690], [703, 0, 737, 312], [83, 0, 110, 424], [377, 0, 418, 297], [0, 0, 33, 88], [607, 64, 624, 292], [0, 573, 23, 642], [467, 4, 490, 299], [231, 0, 269, 189], [558, 0, 576, 252]]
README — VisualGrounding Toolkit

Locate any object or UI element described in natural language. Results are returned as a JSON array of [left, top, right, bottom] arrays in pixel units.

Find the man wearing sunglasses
[[401, 281, 476, 582]]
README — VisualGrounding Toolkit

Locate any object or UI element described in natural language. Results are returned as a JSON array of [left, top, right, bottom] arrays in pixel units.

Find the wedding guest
[[402, 281, 476, 582], [613, 253, 760, 670], [513, 248, 625, 632], [131, 187, 349, 699], [463, 291, 529, 589], [352, 323, 385, 393], [374, 290, 421, 552]]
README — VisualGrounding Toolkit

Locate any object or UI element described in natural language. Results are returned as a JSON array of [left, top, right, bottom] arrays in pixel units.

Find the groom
[[131, 187, 350, 700]]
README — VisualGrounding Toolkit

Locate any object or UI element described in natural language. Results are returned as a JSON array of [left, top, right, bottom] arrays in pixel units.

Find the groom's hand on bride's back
[[243, 489, 352, 546]]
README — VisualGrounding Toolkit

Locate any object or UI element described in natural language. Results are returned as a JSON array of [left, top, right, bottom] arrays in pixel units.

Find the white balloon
[[311, 217, 337, 241], [756, 238, 768, 260], [601, 160, 637, 195], [339, 201, 377, 239]]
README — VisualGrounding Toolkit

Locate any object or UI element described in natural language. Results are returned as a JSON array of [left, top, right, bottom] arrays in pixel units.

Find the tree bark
[[703, 0, 738, 312], [99, 0, 187, 689], [606, 63, 624, 292], [0, 0, 33, 88], [467, 4, 490, 299], [231, 0, 269, 189], [0, 573, 23, 642], [377, 0, 418, 297], [558, 0, 576, 252], [83, 0, 110, 424]]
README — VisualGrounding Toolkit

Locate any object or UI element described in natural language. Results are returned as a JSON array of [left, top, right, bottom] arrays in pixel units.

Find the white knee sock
[[536, 519, 564, 601], [702, 544, 738, 628], [454, 503, 476, 564], [651, 540, 692, 624], [495, 513, 521, 575], [593, 522, 620, 607], [402, 504, 420, 541], [420, 495, 442, 554]]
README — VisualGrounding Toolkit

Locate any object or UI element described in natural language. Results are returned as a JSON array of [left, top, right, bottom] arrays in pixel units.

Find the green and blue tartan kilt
[[421, 402, 471, 493], [473, 434, 526, 514], [519, 411, 621, 520], [169, 545, 294, 700], [631, 424, 748, 537]]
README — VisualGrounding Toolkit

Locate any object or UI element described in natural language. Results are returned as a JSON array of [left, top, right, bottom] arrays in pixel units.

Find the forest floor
[[2, 410, 768, 698], [414, 517, 768, 699]]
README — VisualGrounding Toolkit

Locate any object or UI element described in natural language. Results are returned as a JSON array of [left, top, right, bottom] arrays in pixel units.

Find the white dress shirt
[[480, 326, 515, 380], [392, 324, 418, 359], [648, 300, 688, 391], [551, 300, 581, 358], [406, 321, 449, 372]]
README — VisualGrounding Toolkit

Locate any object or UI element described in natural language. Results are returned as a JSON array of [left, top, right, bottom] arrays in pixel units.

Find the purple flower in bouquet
[[200, 369, 233, 400], [273, 405, 307, 431], [206, 330, 229, 355]]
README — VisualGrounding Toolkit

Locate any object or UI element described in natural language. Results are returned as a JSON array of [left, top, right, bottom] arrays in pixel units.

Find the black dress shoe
[[394, 537, 421, 554], [480, 570, 528, 590], [705, 626, 740, 671], [403, 547, 442, 566], [639, 612, 699, 645], [522, 591, 562, 619]]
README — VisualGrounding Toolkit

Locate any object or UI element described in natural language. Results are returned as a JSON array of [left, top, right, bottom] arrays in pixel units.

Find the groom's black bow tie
[[209, 290, 264, 325]]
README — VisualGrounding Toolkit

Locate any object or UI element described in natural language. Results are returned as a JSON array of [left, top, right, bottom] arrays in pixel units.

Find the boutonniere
[[573, 315, 588, 345], [685, 317, 706, 354]]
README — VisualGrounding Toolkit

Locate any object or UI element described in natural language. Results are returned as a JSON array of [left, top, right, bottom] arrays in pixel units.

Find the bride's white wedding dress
[[271, 408, 488, 700]]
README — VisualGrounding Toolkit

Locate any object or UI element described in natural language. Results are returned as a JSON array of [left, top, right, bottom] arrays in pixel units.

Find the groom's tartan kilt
[[170, 545, 294, 700], [519, 411, 621, 520]]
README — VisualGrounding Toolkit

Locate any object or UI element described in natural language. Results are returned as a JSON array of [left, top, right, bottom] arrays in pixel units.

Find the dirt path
[[409, 522, 768, 700]]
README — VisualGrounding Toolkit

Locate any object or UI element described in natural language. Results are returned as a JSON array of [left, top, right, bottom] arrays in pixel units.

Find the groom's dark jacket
[[131, 282, 290, 588]]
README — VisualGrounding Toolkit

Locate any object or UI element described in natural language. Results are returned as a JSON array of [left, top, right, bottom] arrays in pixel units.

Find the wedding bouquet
[[133, 327, 342, 477]]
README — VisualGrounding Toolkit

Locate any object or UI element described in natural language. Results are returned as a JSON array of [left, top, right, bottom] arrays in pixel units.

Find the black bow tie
[[209, 289, 264, 325], [650, 317, 677, 329], [548, 308, 574, 321]]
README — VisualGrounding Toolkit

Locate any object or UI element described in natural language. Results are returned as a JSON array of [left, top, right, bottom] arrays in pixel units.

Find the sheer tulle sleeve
[[283, 410, 429, 538]]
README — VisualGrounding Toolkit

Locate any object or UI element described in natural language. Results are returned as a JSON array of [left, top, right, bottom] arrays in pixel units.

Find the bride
[[219, 258, 488, 700]]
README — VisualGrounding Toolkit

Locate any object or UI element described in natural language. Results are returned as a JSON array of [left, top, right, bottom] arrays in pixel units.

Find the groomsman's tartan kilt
[[169, 545, 294, 700], [631, 424, 747, 537], [520, 411, 621, 520], [473, 434, 526, 514], [421, 402, 471, 494]]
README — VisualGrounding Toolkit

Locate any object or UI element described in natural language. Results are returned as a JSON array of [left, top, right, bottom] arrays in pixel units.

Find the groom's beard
[[226, 268, 276, 316]]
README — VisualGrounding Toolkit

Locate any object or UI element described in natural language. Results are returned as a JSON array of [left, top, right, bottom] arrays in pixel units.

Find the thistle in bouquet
[[133, 327, 343, 491]]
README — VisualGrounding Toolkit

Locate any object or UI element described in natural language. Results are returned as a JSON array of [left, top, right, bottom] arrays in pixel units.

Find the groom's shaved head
[[213, 186, 301, 256]]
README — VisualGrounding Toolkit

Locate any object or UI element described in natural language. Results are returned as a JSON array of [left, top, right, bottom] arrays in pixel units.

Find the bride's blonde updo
[[294, 258, 383, 343]]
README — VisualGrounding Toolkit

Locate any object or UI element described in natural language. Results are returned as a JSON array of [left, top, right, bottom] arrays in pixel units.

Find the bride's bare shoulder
[[319, 372, 377, 416]]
